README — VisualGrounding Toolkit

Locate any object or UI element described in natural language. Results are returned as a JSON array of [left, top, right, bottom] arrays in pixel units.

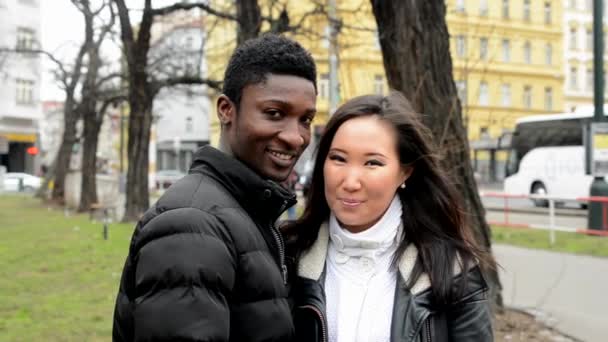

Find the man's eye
[[302, 115, 314, 125], [265, 110, 282, 118]]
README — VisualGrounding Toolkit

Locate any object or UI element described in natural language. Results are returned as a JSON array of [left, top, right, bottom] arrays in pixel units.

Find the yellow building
[[204, 1, 565, 181], [447, 0, 564, 181], [448, 0, 564, 136], [204, 1, 386, 147]]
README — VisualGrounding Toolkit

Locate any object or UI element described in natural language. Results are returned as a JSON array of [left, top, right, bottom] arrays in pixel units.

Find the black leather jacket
[[290, 224, 493, 342]]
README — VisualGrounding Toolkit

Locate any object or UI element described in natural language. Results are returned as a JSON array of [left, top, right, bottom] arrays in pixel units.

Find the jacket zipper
[[299, 305, 328, 342], [270, 224, 287, 284], [425, 317, 431, 342]]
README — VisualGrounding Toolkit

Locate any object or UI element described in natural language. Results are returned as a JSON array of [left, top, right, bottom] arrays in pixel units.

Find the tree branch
[[151, 2, 237, 21], [151, 76, 221, 94]]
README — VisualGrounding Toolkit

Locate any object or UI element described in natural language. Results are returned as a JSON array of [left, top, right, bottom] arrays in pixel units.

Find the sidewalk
[[495, 244, 608, 342]]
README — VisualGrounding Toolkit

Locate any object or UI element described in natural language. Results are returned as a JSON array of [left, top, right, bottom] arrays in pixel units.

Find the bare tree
[[76, 0, 122, 212], [49, 2, 93, 203], [370, 0, 502, 308]]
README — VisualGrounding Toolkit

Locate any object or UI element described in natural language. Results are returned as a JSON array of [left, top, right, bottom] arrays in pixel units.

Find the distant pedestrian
[[113, 34, 317, 342]]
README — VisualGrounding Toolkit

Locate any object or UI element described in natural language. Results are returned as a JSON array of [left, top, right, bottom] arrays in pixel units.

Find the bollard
[[548, 199, 556, 246], [103, 222, 108, 240], [102, 208, 109, 240]]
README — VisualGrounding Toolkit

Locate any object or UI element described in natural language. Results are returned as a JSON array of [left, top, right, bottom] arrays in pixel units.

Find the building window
[[523, 0, 531, 21], [456, 0, 465, 13], [319, 73, 329, 99], [523, 41, 531, 64], [544, 2, 551, 24], [479, 126, 489, 138], [570, 67, 578, 90], [185, 116, 193, 133], [545, 87, 553, 111], [373, 74, 384, 95], [587, 29, 593, 51], [502, 39, 510, 62], [479, 81, 489, 106], [501, 83, 511, 106], [15, 79, 35, 104], [479, 0, 488, 16], [456, 35, 466, 58], [16, 27, 35, 50], [545, 43, 552, 65], [570, 28, 577, 50], [502, 0, 509, 19], [456, 80, 467, 105], [523, 85, 532, 109], [480, 37, 488, 60], [587, 68, 594, 91]]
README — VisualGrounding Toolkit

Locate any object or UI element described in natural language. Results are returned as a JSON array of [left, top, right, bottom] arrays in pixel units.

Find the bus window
[[505, 149, 518, 177]]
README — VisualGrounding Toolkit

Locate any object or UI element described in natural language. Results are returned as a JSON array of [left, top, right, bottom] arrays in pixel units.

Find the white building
[[0, 0, 42, 174], [149, 15, 211, 174], [563, 0, 608, 112]]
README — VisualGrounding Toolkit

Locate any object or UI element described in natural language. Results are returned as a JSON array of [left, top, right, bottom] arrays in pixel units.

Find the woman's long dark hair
[[284, 91, 492, 305]]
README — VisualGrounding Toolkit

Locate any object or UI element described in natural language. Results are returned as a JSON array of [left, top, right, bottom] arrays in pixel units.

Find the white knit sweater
[[324, 196, 402, 342]]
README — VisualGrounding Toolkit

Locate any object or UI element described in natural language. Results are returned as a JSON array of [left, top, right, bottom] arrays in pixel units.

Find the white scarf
[[325, 195, 403, 342]]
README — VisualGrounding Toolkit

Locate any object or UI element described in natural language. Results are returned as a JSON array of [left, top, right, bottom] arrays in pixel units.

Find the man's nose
[[277, 120, 305, 149]]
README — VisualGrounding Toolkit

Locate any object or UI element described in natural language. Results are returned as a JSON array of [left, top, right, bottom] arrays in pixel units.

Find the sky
[[40, 0, 179, 101], [40, 0, 83, 100]]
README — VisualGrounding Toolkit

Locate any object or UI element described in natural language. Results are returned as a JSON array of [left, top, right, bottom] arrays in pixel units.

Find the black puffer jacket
[[291, 223, 493, 342], [113, 146, 296, 342]]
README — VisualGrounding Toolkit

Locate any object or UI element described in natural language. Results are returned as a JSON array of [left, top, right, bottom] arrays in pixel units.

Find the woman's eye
[[328, 154, 345, 163], [365, 160, 385, 167]]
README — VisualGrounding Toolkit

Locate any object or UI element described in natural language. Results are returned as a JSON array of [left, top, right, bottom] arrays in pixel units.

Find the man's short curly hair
[[222, 34, 317, 107]]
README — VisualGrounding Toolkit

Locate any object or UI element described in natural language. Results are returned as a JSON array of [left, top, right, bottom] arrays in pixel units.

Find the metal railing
[[480, 191, 608, 245]]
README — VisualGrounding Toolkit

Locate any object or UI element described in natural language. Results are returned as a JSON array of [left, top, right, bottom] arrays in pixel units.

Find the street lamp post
[[587, 0, 608, 230]]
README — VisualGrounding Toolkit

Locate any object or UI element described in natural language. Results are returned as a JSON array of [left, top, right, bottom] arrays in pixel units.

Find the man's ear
[[217, 95, 235, 127]]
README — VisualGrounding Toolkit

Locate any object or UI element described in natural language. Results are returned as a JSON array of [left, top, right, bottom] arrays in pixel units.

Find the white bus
[[503, 107, 605, 207]]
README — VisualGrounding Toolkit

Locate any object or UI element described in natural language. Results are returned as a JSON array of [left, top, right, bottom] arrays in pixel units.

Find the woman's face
[[323, 115, 412, 233]]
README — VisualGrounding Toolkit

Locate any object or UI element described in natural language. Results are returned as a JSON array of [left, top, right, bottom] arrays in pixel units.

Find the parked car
[[3, 173, 42, 192], [155, 169, 186, 189]]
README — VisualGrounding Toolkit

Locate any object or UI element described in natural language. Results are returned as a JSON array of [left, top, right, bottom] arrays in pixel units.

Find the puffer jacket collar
[[189, 146, 296, 226]]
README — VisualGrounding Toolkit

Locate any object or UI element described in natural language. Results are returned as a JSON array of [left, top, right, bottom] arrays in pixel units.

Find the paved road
[[495, 244, 608, 342]]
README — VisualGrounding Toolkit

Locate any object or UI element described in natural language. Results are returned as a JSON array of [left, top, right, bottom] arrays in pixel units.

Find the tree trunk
[[236, 0, 261, 45], [371, 0, 503, 308], [51, 106, 78, 203], [123, 94, 153, 221], [77, 111, 102, 212]]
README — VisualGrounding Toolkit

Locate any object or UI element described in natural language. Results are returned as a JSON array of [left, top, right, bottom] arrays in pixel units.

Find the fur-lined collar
[[297, 222, 463, 295]]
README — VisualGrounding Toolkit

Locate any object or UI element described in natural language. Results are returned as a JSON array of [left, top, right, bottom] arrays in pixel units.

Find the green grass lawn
[[1, 195, 606, 341], [491, 225, 608, 258], [0, 195, 133, 341]]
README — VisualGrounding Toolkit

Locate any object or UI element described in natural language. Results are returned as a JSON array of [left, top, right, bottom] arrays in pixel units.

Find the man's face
[[219, 74, 317, 182]]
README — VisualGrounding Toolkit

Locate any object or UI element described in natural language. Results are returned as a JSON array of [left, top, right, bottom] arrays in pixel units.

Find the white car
[[3, 173, 42, 192]]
